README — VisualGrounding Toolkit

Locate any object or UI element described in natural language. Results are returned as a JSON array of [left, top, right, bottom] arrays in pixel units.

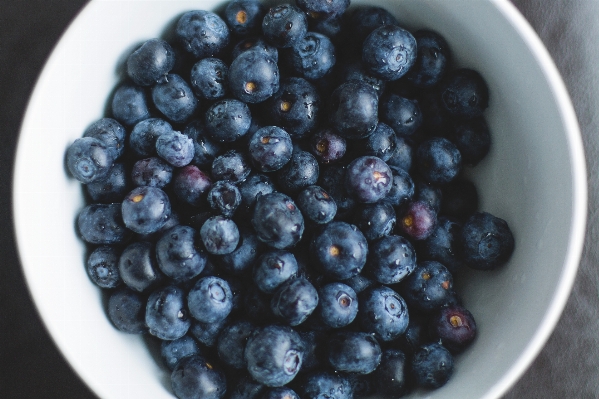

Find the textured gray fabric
[[504, 1, 599, 397]]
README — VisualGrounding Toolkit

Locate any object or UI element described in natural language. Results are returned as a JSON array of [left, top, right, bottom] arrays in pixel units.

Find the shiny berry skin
[[66, 137, 115, 184], [270, 276, 319, 326], [327, 331, 382, 374], [371, 349, 408, 398], [288, 32, 336, 80], [107, 286, 147, 334], [276, 150, 319, 195], [131, 157, 173, 188], [244, 324, 304, 387], [260, 387, 300, 399], [460, 211, 515, 270], [358, 285, 409, 341], [411, 342, 454, 389], [416, 137, 462, 185], [183, 120, 223, 169], [317, 282, 358, 328], [175, 10, 230, 59], [367, 235, 417, 284], [224, 0, 265, 37], [111, 83, 150, 127], [398, 200, 438, 241], [229, 48, 279, 104], [447, 116, 491, 166], [146, 284, 190, 340], [400, 260, 455, 313], [127, 38, 175, 86], [309, 128, 346, 164], [152, 74, 198, 124], [439, 68, 489, 119], [77, 203, 128, 245], [217, 319, 256, 369], [171, 355, 227, 399], [82, 117, 126, 160], [118, 241, 163, 293], [207, 180, 242, 217], [362, 24, 417, 81], [156, 130, 195, 167], [156, 225, 207, 283], [417, 216, 464, 274], [219, 225, 263, 275], [253, 249, 299, 294], [310, 221, 368, 280], [129, 118, 174, 158], [190, 57, 229, 101], [404, 29, 451, 89], [231, 36, 279, 62], [205, 98, 252, 143], [329, 80, 378, 139], [86, 245, 121, 289], [252, 192, 304, 249], [121, 186, 171, 235], [188, 276, 233, 323], [212, 150, 252, 183], [200, 216, 240, 255], [296, 185, 337, 225], [352, 202, 396, 242], [173, 165, 212, 207], [160, 335, 201, 371], [385, 166, 415, 207], [86, 162, 129, 203], [379, 93, 422, 137], [429, 304, 477, 353], [262, 4, 308, 48], [360, 122, 397, 162], [238, 173, 275, 214], [298, 371, 352, 399], [345, 156, 393, 203], [248, 126, 293, 172], [297, 0, 349, 20]]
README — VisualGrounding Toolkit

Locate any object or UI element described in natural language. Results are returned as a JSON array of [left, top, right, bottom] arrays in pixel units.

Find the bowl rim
[[11, 0, 587, 398]]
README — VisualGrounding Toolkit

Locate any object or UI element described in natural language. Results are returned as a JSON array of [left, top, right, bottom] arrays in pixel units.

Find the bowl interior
[[13, 1, 586, 399]]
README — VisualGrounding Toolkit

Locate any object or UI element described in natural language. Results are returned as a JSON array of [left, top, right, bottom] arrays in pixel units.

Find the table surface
[[1, 0, 598, 398]]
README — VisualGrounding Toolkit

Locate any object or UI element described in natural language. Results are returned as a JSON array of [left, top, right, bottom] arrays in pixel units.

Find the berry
[[171, 355, 227, 399], [121, 186, 171, 235], [190, 57, 229, 101], [362, 25, 417, 81], [252, 192, 305, 249], [146, 284, 190, 340], [345, 156, 393, 203], [270, 276, 319, 326], [200, 216, 240, 255], [176, 10, 230, 59], [127, 38, 175, 86], [411, 342, 454, 389], [327, 331, 382, 374], [460, 211, 515, 270], [358, 285, 409, 341]]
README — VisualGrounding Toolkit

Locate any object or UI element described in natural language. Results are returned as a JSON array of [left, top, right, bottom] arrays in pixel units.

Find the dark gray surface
[[0, 0, 596, 398]]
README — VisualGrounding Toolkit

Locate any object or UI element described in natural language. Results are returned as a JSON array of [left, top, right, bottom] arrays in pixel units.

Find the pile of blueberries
[[66, 0, 515, 398]]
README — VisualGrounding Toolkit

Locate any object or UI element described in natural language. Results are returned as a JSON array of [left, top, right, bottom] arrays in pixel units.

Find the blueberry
[[232, 36, 279, 63], [341, 274, 375, 295], [416, 137, 462, 184], [188, 276, 233, 323], [82, 117, 126, 160], [400, 260, 455, 313], [317, 282, 358, 329], [385, 166, 415, 207], [207, 180, 242, 217], [379, 93, 422, 137], [127, 38, 175, 86], [262, 4, 308, 48], [447, 116, 491, 166], [318, 165, 356, 219], [460, 211, 515, 270], [86, 245, 121, 289], [429, 304, 477, 353], [156, 225, 207, 282], [212, 150, 252, 183], [352, 202, 396, 242], [296, 185, 337, 225], [248, 126, 293, 172], [309, 128, 346, 164], [86, 163, 129, 203], [263, 77, 321, 139], [161, 335, 202, 371], [362, 25, 417, 81], [171, 355, 227, 399], [205, 98, 252, 143], [111, 83, 150, 127], [398, 200, 438, 241], [414, 179, 443, 214], [131, 157, 173, 188], [440, 179, 479, 220], [310, 221, 368, 280], [238, 173, 275, 214], [276, 150, 320, 195], [439, 68, 489, 119], [129, 118, 174, 158], [371, 349, 408, 398], [386, 135, 413, 172], [190, 317, 229, 347], [200, 216, 240, 255], [121, 186, 171, 235], [176, 10, 230, 59], [404, 29, 451, 89], [259, 387, 300, 399], [216, 319, 255, 369], [118, 241, 162, 293], [345, 156, 393, 203], [107, 286, 147, 334], [329, 80, 378, 139], [358, 285, 409, 341], [297, 0, 349, 20], [229, 48, 279, 103], [190, 57, 229, 101], [183, 119, 223, 169], [338, 60, 387, 99], [244, 324, 304, 386], [297, 371, 352, 399], [66, 137, 116, 184], [77, 203, 128, 244], [349, 6, 399, 46], [417, 216, 464, 274], [173, 165, 213, 207], [253, 249, 298, 294], [218, 225, 263, 275], [252, 192, 304, 249], [411, 342, 454, 389], [367, 235, 417, 285], [270, 276, 319, 326], [360, 122, 397, 162], [225, 0, 265, 37], [288, 32, 335, 80], [327, 331, 382, 374], [152, 74, 198, 124], [146, 284, 190, 340]]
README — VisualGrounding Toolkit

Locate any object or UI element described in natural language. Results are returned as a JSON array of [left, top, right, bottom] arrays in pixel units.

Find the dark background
[[2, 1, 598, 398]]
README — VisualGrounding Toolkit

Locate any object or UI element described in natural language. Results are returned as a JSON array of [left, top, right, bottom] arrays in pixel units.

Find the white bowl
[[13, 0, 586, 398]]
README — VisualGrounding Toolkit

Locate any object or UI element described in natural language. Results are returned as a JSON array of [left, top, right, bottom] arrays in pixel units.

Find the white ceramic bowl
[[13, 0, 586, 398]]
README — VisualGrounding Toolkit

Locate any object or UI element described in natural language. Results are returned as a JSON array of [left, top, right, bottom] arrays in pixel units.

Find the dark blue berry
[[349, 6, 399, 46], [341, 274, 375, 295], [262, 4, 308, 48], [131, 157, 173, 188], [77, 203, 128, 244], [207, 180, 241, 217], [317, 282, 358, 328], [309, 128, 346, 164], [217, 319, 256, 369], [371, 349, 408, 398], [218, 225, 263, 275], [127, 38, 175, 86], [248, 126, 293, 172], [362, 25, 417, 81], [190, 57, 229, 101], [156, 225, 207, 282], [111, 83, 150, 127], [200, 216, 240, 255], [404, 29, 451, 89], [176, 10, 230, 59], [66, 137, 116, 184], [360, 122, 397, 162], [460, 211, 515, 270], [385, 166, 415, 207], [297, 0, 349, 20], [146, 284, 190, 340], [288, 32, 335, 80], [229, 49, 279, 103], [447, 117, 491, 166], [418, 216, 464, 274], [183, 120, 223, 169], [152, 74, 199, 124], [171, 355, 227, 399], [358, 285, 409, 341], [86, 162, 129, 203], [205, 98, 252, 143], [188, 276, 233, 323], [318, 165, 356, 219], [238, 173, 275, 214], [367, 235, 417, 284], [190, 318, 229, 347], [156, 130, 195, 167], [244, 324, 304, 386], [411, 342, 454, 389], [400, 260, 455, 313], [398, 200, 438, 241], [231, 36, 279, 63], [107, 286, 147, 334], [386, 135, 413, 172], [212, 150, 252, 183], [345, 155, 393, 203], [310, 221, 368, 280], [129, 118, 174, 158], [161, 335, 201, 371], [353, 202, 396, 242], [276, 150, 319, 195], [297, 371, 352, 399], [86, 246, 121, 289], [439, 68, 489, 119], [379, 93, 422, 137], [271, 276, 319, 326], [252, 192, 305, 249], [296, 185, 337, 225], [229, 375, 265, 399], [121, 186, 171, 235], [327, 331, 382, 374], [82, 117, 126, 160], [118, 241, 163, 293], [429, 304, 477, 353], [416, 137, 462, 184], [253, 249, 298, 294], [329, 80, 378, 139], [339, 60, 387, 98], [414, 179, 443, 214], [173, 165, 212, 207], [225, 0, 265, 37]]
